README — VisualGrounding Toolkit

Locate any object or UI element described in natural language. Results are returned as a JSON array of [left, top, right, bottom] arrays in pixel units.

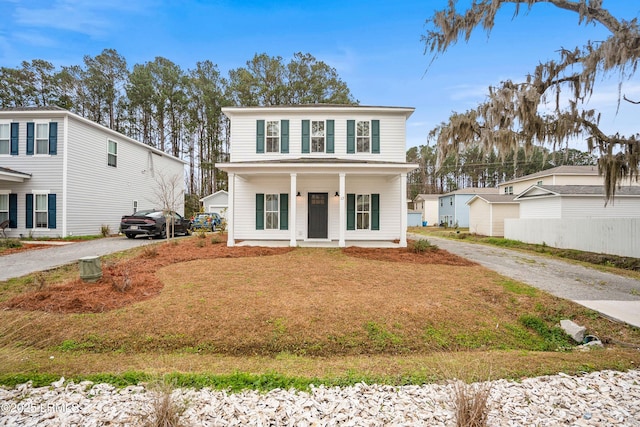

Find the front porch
[[235, 239, 402, 248]]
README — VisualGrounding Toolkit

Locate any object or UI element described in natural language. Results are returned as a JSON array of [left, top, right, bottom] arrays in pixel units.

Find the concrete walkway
[[411, 233, 640, 328], [0, 237, 157, 282]]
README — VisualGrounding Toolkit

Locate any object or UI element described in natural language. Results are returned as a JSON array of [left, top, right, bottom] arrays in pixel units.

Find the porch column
[[400, 173, 408, 247], [290, 173, 297, 247], [227, 173, 235, 247], [339, 173, 346, 247]]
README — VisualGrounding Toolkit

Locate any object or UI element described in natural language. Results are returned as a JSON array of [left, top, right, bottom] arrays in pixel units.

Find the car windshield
[[132, 210, 163, 218]]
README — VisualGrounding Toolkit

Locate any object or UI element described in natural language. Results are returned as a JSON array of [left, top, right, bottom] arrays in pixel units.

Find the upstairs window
[[356, 120, 370, 153], [537, 180, 543, 185], [36, 123, 49, 154], [504, 186, 513, 195], [0, 124, 9, 155], [108, 140, 117, 167], [266, 121, 280, 153], [311, 120, 325, 152]]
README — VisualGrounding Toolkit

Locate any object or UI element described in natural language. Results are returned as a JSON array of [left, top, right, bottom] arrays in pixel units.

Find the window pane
[[266, 137, 279, 152], [0, 194, 7, 210], [0, 124, 9, 138], [0, 212, 8, 223], [266, 194, 278, 210], [36, 212, 47, 228], [312, 137, 324, 152], [311, 121, 324, 136], [357, 121, 369, 136], [357, 213, 369, 230], [357, 137, 369, 152], [0, 140, 9, 154], [36, 123, 48, 139], [108, 140, 117, 154], [267, 121, 279, 136], [36, 140, 48, 154], [35, 194, 47, 210]]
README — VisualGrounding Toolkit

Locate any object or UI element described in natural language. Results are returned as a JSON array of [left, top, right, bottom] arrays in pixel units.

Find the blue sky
[[1, 0, 638, 150]]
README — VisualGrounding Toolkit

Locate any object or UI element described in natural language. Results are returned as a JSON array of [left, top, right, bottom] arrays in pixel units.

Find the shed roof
[[516, 185, 640, 200], [501, 165, 599, 186], [441, 187, 499, 196], [467, 194, 518, 205]]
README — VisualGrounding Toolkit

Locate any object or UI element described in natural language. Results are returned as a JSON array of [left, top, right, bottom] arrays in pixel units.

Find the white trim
[[62, 114, 68, 237], [400, 173, 407, 247], [290, 173, 297, 247], [227, 173, 235, 246], [339, 173, 346, 247]]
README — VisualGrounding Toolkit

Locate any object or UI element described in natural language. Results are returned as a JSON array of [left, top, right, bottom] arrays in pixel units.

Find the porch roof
[[215, 158, 418, 174], [0, 166, 31, 183]]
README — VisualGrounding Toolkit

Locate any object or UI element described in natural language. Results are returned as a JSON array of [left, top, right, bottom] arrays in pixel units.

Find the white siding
[[491, 203, 519, 237], [505, 218, 640, 257], [228, 111, 408, 163], [345, 175, 402, 241], [65, 115, 185, 237], [561, 196, 640, 218], [519, 197, 561, 219], [0, 114, 64, 238], [469, 199, 491, 236], [0, 110, 185, 238]]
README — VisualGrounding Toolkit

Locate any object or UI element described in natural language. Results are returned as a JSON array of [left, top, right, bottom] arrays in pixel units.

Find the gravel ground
[[1, 370, 639, 426], [409, 233, 640, 327]]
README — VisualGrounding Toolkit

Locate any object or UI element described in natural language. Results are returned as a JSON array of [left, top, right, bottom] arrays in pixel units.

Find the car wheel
[[125, 233, 135, 239], [160, 225, 167, 239], [211, 224, 216, 232]]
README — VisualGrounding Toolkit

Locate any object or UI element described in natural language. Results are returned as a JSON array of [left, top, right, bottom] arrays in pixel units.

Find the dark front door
[[308, 193, 328, 239]]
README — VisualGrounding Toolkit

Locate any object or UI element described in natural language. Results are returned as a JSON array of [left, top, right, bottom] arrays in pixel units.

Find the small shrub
[[196, 239, 206, 248], [32, 272, 47, 290], [112, 268, 131, 293], [142, 379, 186, 427], [211, 235, 223, 245], [411, 238, 438, 253], [195, 230, 207, 239], [100, 224, 111, 237], [453, 380, 491, 427], [0, 239, 23, 250], [141, 246, 159, 258]]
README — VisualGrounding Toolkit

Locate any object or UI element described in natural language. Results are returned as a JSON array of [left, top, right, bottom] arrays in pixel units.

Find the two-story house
[[0, 106, 185, 238], [216, 105, 417, 247]]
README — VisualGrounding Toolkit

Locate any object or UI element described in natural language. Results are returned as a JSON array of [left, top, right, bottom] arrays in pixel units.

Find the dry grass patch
[[1, 237, 640, 383]]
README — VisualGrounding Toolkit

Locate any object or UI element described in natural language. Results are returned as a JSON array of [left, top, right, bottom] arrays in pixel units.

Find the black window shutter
[[279, 193, 288, 230], [346, 120, 355, 154], [10, 123, 19, 155], [26, 123, 34, 155], [371, 193, 380, 230], [48, 194, 57, 229], [256, 193, 264, 230], [25, 194, 33, 229], [372, 120, 380, 154], [281, 120, 289, 153], [301, 120, 310, 153], [346, 193, 355, 230], [49, 122, 58, 155], [256, 120, 265, 153], [9, 194, 17, 228], [326, 120, 334, 154]]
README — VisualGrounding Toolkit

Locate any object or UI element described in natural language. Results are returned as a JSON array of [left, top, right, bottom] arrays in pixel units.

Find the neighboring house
[[200, 190, 228, 218], [467, 194, 519, 237], [0, 106, 186, 238], [438, 187, 498, 228], [497, 165, 639, 196], [413, 194, 439, 226], [505, 185, 640, 257], [215, 104, 417, 247]]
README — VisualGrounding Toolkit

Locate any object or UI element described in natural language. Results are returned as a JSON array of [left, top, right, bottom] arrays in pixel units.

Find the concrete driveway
[[0, 237, 158, 282], [410, 233, 640, 328]]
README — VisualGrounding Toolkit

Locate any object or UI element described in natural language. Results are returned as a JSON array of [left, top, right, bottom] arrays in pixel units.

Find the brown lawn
[[1, 235, 639, 380]]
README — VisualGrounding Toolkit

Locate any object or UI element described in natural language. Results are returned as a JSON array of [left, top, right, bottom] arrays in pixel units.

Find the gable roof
[[414, 194, 440, 202], [515, 185, 640, 200], [501, 165, 599, 186], [222, 104, 415, 118], [467, 194, 518, 205], [0, 107, 186, 165], [441, 187, 499, 196]]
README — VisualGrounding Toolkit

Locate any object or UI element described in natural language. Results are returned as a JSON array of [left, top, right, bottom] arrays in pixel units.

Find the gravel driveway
[[410, 233, 640, 328]]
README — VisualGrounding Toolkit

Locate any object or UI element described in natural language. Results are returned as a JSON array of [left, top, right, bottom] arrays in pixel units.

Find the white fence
[[504, 218, 640, 258]]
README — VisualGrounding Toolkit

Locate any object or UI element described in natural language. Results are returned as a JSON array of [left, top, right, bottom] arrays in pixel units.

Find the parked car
[[190, 212, 221, 231], [120, 210, 191, 239]]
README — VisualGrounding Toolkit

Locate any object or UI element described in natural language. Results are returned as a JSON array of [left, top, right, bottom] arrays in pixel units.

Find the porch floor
[[235, 240, 401, 248]]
